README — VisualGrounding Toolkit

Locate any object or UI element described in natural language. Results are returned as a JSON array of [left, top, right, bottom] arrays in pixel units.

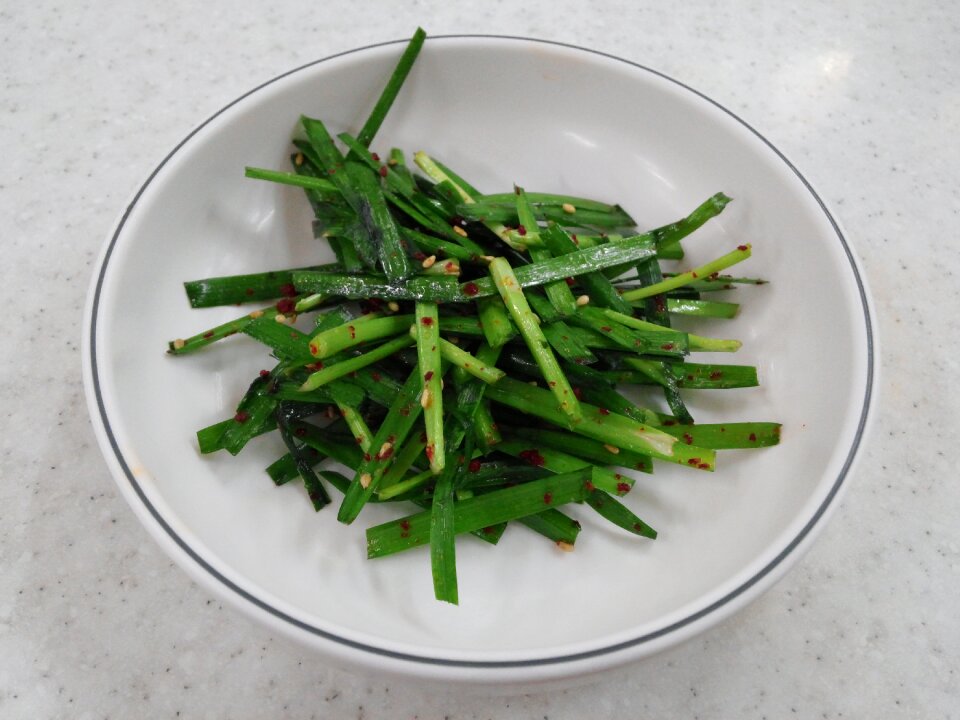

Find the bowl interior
[[92, 38, 870, 663]]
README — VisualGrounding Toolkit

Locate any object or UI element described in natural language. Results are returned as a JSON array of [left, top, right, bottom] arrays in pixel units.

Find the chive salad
[[169, 28, 780, 604]]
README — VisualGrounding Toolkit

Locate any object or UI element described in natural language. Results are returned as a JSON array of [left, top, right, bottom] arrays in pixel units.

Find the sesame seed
[[603, 444, 620, 454], [422, 255, 437, 269], [387, 157, 398, 166], [359, 473, 372, 489], [562, 202, 576, 214], [172, 338, 186, 349], [294, 153, 304, 166], [379, 442, 393, 457], [274, 313, 287, 323], [420, 388, 431, 409], [453, 225, 468, 237], [480, 255, 496, 262], [387, 301, 400, 312], [556, 541, 575, 552], [575, 295, 590, 307], [528, 381, 538, 387], [249, 310, 264, 319]]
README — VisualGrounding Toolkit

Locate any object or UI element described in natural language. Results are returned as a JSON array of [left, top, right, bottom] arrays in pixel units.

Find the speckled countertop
[[2, 0, 958, 717]]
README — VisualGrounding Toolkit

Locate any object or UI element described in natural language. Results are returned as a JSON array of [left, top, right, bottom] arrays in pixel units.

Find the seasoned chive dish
[[168, 28, 780, 604]]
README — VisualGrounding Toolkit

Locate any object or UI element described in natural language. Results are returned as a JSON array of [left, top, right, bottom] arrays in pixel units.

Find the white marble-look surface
[[1, 0, 957, 717]]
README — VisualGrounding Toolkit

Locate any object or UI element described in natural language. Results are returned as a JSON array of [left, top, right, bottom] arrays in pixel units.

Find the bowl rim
[[82, 33, 877, 674]]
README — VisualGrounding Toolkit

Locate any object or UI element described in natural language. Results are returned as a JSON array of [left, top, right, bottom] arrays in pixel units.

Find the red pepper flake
[[420, 317, 434, 326], [632, 523, 647, 533], [573, 386, 583, 400], [202, 331, 215, 339], [369, 372, 380, 382], [663, 419, 675, 426], [616, 482, 631, 494], [691, 271, 698, 279], [233, 411, 249, 423], [543, 492, 553, 505], [259, 369, 270, 378], [275, 298, 295, 314], [600, 326, 612, 333], [517, 225, 527, 236], [379, 446, 394, 460], [749, 433, 758, 442], [719, 426, 726, 432], [564, 277, 575, 286], [682, 433, 694, 445], [661, 343, 675, 351], [245, 288, 255, 296], [654, 296, 667, 313], [355, 437, 364, 445], [737, 244, 748, 251], [687, 458, 701, 466], [309, 343, 318, 355], [698, 463, 711, 470], [548, 380, 557, 387], [279, 283, 297, 297], [585, 480, 595, 492], [709, 371, 723, 380], [598, 407, 610, 416], [463, 282, 480, 297], [518, 449, 545, 466], [483, 525, 497, 535], [571, 233, 578, 244], [468, 459, 482, 473], [292, 426, 307, 438], [413, 251, 427, 261], [445, 261, 456, 272], [425, 445, 435, 463], [424, 370, 434, 381], [371, 152, 381, 162], [378, 165, 388, 178], [686, 374, 695, 381], [348, 325, 356, 339], [419, 432, 428, 442], [363, 453, 371, 462]]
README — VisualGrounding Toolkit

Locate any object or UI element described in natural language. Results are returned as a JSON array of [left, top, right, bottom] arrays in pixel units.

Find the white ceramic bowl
[[83, 36, 876, 684]]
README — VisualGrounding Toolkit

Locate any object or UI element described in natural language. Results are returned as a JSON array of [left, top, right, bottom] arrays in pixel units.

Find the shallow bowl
[[83, 35, 876, 684]]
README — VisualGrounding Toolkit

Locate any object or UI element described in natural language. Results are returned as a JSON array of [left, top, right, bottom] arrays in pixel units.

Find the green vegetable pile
[[169, 28, 780, 604]]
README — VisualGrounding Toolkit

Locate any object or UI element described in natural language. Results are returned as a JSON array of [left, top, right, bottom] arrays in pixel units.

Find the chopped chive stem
[[503, 425, 653, 474], [377, 467, 435, 500], [299, 334, 414, 391], [486, 377, 714, 468], [489, 258, 582, 423], [495, 440, 632, 495], [666, 298, 740, 319], [601, 309, 742, 353], [658, 421, 781, 449], [432, 336, 505, 384], [336, 402, 373, 452], [337, 367, 425, 524], [621, 245, 752, 301], [479, 191, 631, 216], [184, 263, 339, 308], [366, 468, 597, 558], [354, 28, 426, 147], [618, 357, 759, 390], [244, 166, 339, 197], [378, 430, 429, 491], [309, 314, 410, 358], [585, 491, 657, 539], [476, 296, 517, 347], [430, 445, 464, 603], [415, 302, 445, 473]]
